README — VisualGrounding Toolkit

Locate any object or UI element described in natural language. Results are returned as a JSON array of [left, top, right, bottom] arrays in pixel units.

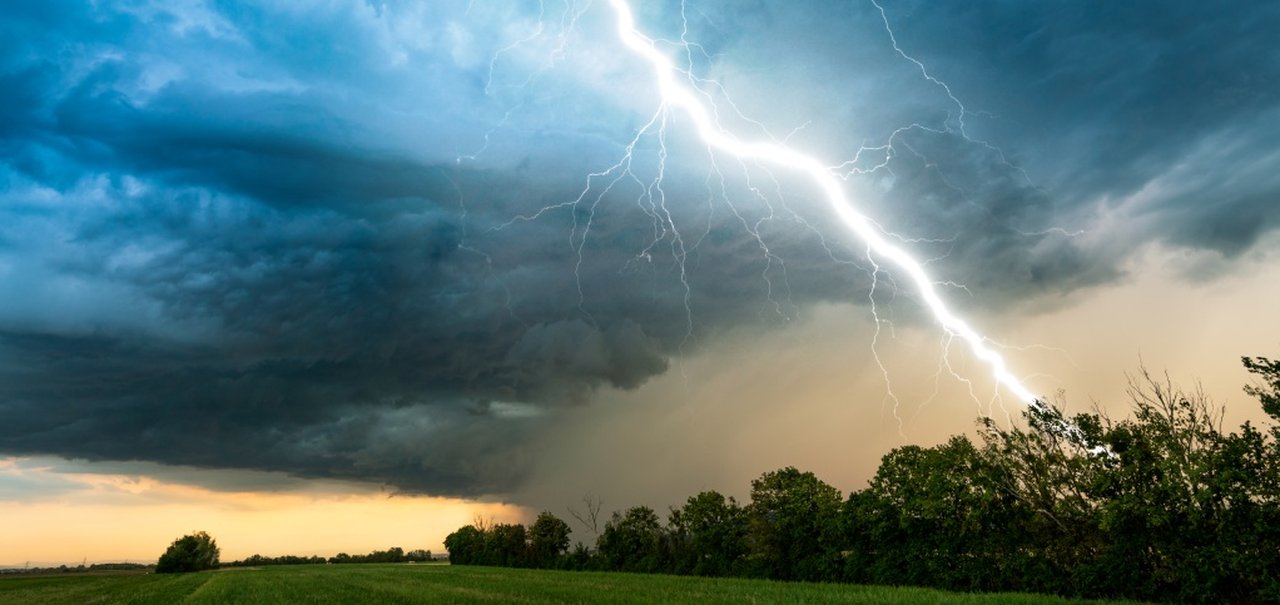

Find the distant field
[[0, 563, 1135, 604]]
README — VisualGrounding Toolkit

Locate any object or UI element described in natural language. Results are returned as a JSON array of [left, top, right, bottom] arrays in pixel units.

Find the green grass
[[0, 564, 1134, 604]]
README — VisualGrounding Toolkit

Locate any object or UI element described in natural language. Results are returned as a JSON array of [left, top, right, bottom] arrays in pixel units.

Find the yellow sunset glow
[[0, 459, 525, 566]]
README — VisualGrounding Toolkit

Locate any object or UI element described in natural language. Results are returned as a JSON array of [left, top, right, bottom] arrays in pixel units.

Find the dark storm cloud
[[677, 0, 1280, 293], [860, 0, 1280, 254], [1, 0, 1277, 497]]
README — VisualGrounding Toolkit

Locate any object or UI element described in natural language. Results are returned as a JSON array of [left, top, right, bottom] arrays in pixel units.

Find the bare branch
[[566, 493, 603, 537]]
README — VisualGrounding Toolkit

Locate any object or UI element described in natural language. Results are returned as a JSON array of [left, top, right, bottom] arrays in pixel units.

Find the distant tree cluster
[[0, 562, 150, 576], [445, 512, 572, 569], [156, 531, 220, 574], [222, 554, 327, 567], [328, 547, 433, 564], [444, 357, 1280, 604], [222, 547, 434, 567]]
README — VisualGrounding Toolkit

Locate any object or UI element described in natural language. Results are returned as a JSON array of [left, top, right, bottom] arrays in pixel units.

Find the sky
[[2, 0, 1279, 565]]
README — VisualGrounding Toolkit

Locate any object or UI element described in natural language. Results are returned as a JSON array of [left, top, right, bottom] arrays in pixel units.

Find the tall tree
[[746, 467, 843, 581], [528, 511, 572, 568], [857, 436, 1034, 591], [976, 402, 1110, 594], [597, 506, 663, 572], [979, 367, 1280, 602], [667, 490, 748, 576], [485, 524, 528, 567], [443, 525, 485, 565]]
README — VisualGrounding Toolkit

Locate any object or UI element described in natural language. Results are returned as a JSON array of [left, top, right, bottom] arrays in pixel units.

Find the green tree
[[978, 365, 1280, 603], [746, 467, 843, 581], [857, 436, 1032, 591], [976, 402, 1110, 595], [1242, 355, 1280, 602], [1244, 356, 1280, 422], [528, 511, 572, 568], [155, 531, 220, 573], [485, 523, 528, 567], [563, 541, 594, 571], [597, 506, 663, 572], [1068, 371, 1272, 601], [369, 547, 405, 563], [666, 490, 748, 576], [443, 525, 485, 565]]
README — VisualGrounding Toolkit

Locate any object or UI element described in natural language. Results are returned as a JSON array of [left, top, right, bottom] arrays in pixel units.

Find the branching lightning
[[460, 1, 1110, 441], [602, 0, 1041, 406]]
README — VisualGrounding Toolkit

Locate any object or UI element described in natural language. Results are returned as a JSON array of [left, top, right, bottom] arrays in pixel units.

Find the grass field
[[0, 564, 1135, 604]]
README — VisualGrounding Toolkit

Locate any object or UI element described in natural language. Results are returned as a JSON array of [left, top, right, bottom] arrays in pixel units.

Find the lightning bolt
[[603, 0, 1041, 407], [461, 1, 1118, 452]]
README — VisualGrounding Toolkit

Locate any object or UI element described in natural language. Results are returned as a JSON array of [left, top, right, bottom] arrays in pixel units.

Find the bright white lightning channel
[[606, 0, 1042, 407]]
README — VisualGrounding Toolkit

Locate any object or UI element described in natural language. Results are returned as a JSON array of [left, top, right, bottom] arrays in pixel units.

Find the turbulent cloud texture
[[1, 0, 1276, 497]]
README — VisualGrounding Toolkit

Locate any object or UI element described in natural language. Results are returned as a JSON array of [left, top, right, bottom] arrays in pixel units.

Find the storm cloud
[[1, 0, 1277, 497]]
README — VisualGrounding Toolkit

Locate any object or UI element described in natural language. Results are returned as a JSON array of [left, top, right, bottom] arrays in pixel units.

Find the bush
[[156, 531, 220, 573]]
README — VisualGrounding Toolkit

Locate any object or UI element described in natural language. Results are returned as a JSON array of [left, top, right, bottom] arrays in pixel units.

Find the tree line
[[445, 357, 1280, 604], [0, 562, 150, 577], [156, 531, 437, 572], [220, 547, 434, 567], [221, 547, 435, 568]]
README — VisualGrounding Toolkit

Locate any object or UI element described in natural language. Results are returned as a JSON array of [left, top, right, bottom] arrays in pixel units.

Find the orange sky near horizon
[[0, 459, 526, 567]]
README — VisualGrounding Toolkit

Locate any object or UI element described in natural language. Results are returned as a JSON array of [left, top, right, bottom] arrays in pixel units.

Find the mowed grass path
[[0, 564, 1134, 604]]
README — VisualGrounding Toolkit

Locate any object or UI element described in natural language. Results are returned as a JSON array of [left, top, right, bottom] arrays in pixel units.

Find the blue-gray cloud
[[1, 0, 1276, 497]]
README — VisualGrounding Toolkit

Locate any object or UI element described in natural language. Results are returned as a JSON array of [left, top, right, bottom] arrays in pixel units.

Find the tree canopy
[[156, 531, 220, 574], [443, 357, 1280, 603]]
